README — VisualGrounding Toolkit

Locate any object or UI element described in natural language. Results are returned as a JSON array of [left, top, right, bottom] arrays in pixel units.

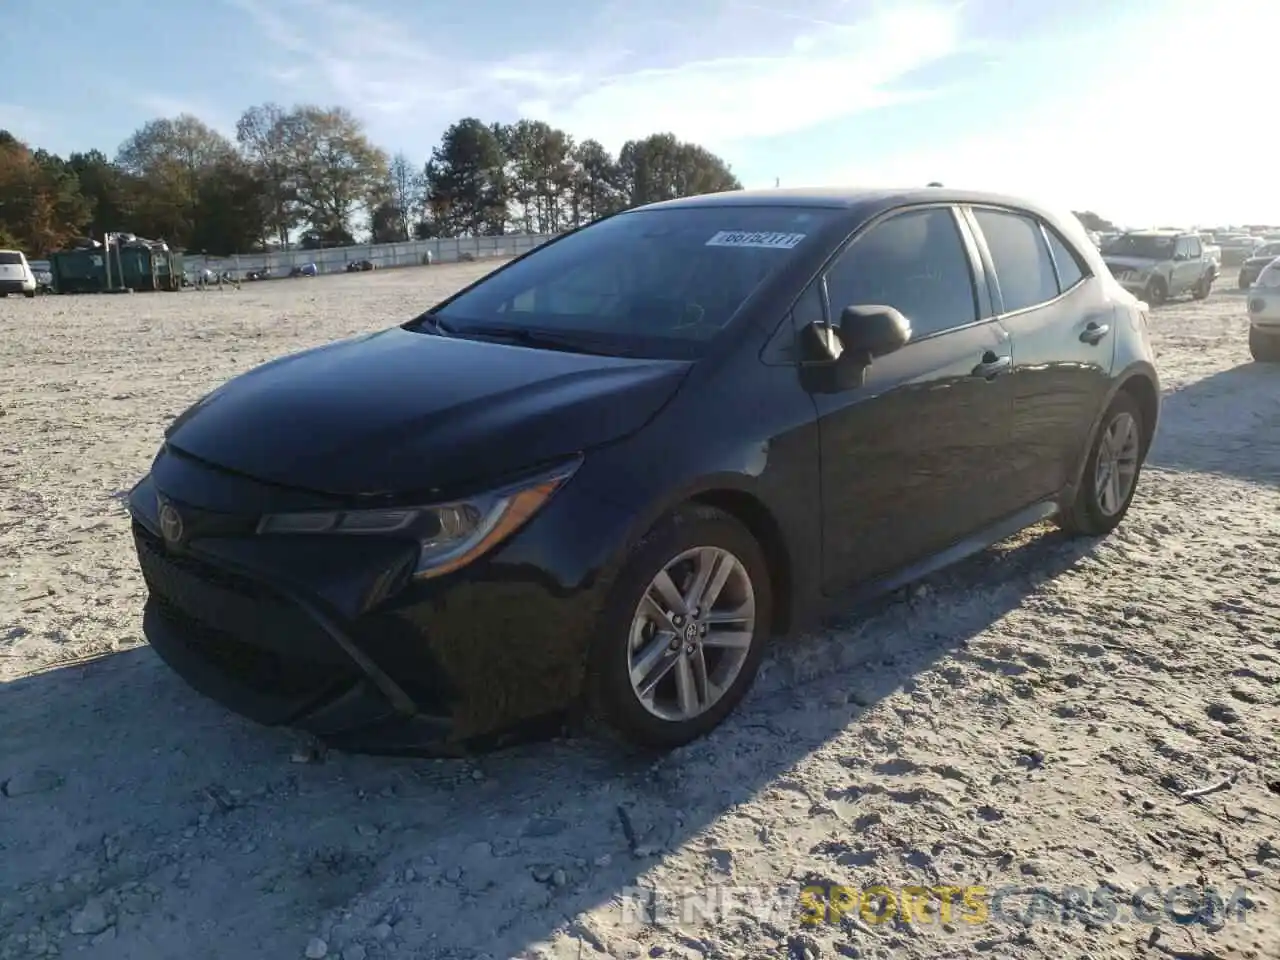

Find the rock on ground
[[0, 266, 1277, 960]]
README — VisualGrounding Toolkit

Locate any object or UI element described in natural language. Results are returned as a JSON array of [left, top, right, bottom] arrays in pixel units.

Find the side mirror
[[838, 304, 912, 361]]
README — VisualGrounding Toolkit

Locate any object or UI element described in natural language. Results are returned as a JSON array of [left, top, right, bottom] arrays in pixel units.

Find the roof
[[628, 186, 1087, 238], [636, 186, 1059, 212]]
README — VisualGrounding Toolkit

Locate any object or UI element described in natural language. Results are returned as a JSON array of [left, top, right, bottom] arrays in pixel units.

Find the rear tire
[[1192, 274, 1211, 300], [1144, 277, 1167, 307], [1057, 391, 1146, 537], [584, 505, 773, 751], [1250, 326, 1280, 362], [24, 289, 35, 299]]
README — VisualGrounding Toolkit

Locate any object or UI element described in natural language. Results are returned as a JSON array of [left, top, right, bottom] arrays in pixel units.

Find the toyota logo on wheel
[[158, 502, 184, 544]]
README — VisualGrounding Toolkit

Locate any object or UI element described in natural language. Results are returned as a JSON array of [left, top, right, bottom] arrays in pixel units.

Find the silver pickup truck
[[1100, 230, 1216, 306]]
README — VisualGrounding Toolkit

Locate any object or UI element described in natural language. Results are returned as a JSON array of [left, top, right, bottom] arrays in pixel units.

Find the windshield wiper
[[408, 312, 456, 335], [454, 325, 623, 356]]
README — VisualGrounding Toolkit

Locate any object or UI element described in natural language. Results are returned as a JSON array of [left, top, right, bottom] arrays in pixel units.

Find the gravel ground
[[1, 264, 1277, 960]]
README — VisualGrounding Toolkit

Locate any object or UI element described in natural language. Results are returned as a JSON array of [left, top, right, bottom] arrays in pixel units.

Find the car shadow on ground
[[1, 524, 1099, 958], [1148, 361, 1280, 487]]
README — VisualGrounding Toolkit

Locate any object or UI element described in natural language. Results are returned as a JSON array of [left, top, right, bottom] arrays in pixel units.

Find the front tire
[[1251, 326, 1280, 362], [1144, 277, 1167, 307], [1058, 391, 1146, 537], [1192, 274, 1211, 300], [585, 505, 773, 750]]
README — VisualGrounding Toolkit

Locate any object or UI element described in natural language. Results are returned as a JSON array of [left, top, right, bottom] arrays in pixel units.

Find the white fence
[[189, 232, 558, 278], [28, 231, 561, 282]]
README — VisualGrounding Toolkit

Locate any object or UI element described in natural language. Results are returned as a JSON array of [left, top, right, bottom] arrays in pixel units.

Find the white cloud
[[531, 6, 964, 152], [834, 3, 1280, 225], [225, 0, 965, 152]]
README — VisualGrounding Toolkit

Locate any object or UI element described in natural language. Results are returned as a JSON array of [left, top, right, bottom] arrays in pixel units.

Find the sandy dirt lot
[[1, 264, 1277, 960]]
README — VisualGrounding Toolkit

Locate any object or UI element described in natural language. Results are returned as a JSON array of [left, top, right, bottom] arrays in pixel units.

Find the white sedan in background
[[1247, 257, 1280, 362]]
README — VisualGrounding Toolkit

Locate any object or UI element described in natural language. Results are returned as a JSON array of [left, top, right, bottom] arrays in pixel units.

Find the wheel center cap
[[684, 622, 699, 642]]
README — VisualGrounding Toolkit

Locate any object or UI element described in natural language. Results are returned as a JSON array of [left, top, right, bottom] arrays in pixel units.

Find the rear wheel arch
[[1116, 373, 1159, 456], [1066, 365, 1159, 499]]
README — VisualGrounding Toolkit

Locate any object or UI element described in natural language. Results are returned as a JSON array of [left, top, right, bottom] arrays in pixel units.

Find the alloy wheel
[[1094, 412, 1141, 516], [627, 546, 756, 722]]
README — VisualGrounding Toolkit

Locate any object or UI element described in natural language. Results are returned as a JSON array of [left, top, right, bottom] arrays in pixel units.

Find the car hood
[[164, 327, 692, 497], [1245, 255, 1279, 268], [1103, 255, 1163, 271]]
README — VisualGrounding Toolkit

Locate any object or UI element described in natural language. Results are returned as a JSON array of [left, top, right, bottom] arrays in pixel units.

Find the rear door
[[962, 206, 1117, 507], [807, 205, 1018, 595], [1182, 236, 1205, 292], [1171, 237, 1197, 294]]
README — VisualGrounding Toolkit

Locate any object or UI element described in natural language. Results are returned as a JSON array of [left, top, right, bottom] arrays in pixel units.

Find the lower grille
[[134, 522, 360, 699], [152, 596, 354, 700]]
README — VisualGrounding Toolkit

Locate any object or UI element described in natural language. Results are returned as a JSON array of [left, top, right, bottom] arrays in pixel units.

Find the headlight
[[256, 458, 581, 579]]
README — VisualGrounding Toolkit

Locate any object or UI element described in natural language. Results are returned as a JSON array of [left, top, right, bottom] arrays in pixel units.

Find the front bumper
[[1107, 269, 1153, 297], [128, 467, 615, 755]]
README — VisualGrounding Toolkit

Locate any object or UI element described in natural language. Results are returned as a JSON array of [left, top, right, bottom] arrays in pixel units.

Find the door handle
[[1080, 321, 1111, 345], [971, 352, 1012, 379]]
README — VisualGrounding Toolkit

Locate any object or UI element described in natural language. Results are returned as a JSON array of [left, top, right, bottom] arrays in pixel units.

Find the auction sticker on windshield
[[706, 231, 806, 249]]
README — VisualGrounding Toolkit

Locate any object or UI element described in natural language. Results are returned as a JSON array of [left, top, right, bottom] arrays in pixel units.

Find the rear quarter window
[[0, 252, 24, 266], [1044, 228, 1087, 292]]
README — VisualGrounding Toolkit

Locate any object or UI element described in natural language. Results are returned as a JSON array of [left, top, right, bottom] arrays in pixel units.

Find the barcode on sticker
[[705, 231, 806, 249]]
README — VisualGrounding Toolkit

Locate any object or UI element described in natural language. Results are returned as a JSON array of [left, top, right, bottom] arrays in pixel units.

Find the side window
[[1044, 227, 1086, 292], [972, 209, 1059, 313], [824, 208, 977, 339], [1186, 238, 1201, 258]]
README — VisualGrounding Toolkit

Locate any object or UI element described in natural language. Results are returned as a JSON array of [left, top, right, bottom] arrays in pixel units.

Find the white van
[[0, 250, 37, 298]]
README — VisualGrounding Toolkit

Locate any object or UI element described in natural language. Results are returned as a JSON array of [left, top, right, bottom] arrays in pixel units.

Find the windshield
[[0, 252, 23, 266], [1255, 242, 1280, 258], [425, 205, 837, 358], [1102, 234, 1175, 259]]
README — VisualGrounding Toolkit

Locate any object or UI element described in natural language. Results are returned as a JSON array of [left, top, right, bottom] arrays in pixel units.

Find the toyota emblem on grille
[[158, 502, 184, 544]]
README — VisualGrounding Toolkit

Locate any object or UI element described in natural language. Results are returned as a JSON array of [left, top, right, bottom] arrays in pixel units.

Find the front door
[[806, 206, 1017, 596]]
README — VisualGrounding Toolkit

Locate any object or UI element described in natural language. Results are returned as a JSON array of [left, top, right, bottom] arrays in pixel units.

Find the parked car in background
[[347, 259, 376, 272], [290, 263, 319, 278], [1101, 230, 1215, 305], [0, 249, 37, 298], [1247, 257, 1280, 361], [244, 268, 272, 281], [1218, 235, 1263, 266], [1239, 241, 1280, 288], [126, 187, 1163, 755]]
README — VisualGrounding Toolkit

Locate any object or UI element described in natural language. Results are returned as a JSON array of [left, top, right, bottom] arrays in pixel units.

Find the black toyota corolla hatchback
[[129, 187, 1161, 754]]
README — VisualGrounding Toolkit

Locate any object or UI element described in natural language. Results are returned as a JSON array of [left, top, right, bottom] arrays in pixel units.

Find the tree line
[[0, 105, 743, 257]]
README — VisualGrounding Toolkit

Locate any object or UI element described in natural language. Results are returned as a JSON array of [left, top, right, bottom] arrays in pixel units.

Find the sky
[[2, 0, 1278, 228]]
